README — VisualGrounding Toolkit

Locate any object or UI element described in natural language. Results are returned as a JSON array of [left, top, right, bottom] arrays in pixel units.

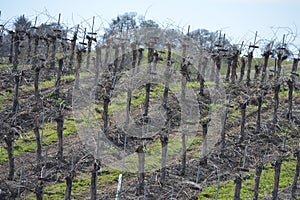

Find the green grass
[[109, 83, 165, 115], [279, 86, 300, 98], [0, 118, 77, 162], [0, 90, 13, 109], [26, 168, 123, 199], [21, 74, 76, 91], [122, 134, 201, 172], [0, 63, 31, 70], [0, 63, 13, 69], [198, 157, 297, 199]]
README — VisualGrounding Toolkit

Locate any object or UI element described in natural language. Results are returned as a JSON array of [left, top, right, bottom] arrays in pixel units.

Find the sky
[[1, 0, 300, 54]]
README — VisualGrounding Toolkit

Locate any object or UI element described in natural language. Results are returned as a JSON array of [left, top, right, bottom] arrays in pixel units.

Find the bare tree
[[136, 144, 145, 196], [69, 25, 79, 69], [246, 32, 258, 87], [94, 46, 101, 86], [239, 99, 247, 142], [33, 32, 41, 101], [90, 159, 101, 200], [273, 82, 281, 124], [55, 58, 63, 95], [74, 46, 84, 89], [272, 156, 283, 200], [26, 31, 32, 64], [4, 124, 17, 181], [239, 57, 246, 82], [160, 43, 172, 186], [56, 110, 64, 162], [261, 45, 272, 85], [253, 64, 261, 83], [234, 174, 242, 200], [225, 59, 232, 82], [49, 33, 57, 70], [65, 169, 75, 200], [33, 116, 42, 166], [212, 53, 221, 88], [256, 90, 265, 133], [86, 17, 96, 69], [12, 31, 20, 110], [136, 47, 144, 73], [180, 38, 189, 175], [143, 46, 153, 117], [253, 161, 264, 200], [287, 58, 299, 120], [292, 145, 300, 198], [4, 30, 21, 181], [246, 51, 253, 87], [220, 97, 230, 149], [230, 47, 239, 83], [8, 30, 14, 63], [198, 55, 208, 97]]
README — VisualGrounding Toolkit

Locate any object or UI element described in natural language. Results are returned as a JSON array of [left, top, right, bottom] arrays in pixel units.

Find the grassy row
[[198, 156, 297, 199], [25, 168, 123, 199], [0, 118, 77, 162]]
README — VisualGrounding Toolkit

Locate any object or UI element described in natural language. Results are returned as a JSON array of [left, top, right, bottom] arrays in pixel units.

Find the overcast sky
[[1, 0, 300, 52]]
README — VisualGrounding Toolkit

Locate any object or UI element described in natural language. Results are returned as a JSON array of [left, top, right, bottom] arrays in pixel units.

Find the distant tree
[[190, 29, 231, 51], [103, 12, 160, 41], [14, 15, 31, 32], [105, 12, 137, 37], [139, 18, 159, 28]]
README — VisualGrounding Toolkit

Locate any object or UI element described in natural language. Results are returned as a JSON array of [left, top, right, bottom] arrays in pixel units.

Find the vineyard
[[0, 12, 300, 200]]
